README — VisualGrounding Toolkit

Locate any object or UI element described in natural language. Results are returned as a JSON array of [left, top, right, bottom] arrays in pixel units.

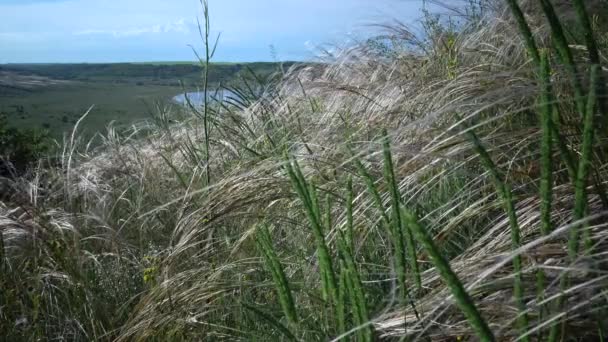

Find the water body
[[172, 89, 236, 106]]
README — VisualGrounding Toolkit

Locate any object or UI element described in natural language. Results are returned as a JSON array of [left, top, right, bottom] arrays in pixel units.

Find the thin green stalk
[[402, 210, 495, 342], [382, 130, 422, 293], [571, 0, 600, 65], [352, 152, 406, 298], [503, 0, 540, 65], [198, 0, 215, 185], [538, 0, 586, 117], [464, 127, 529, 341], [346, 176, 355, 255], [400, 206, 422, 291], [351, 154, 389, 225], [255, 224, 298, 325], [310, 183, 333, 302], [532, 2, 608, 204], [337, 260, 348, 336], [548, 66, 600, 341], [326, 193, 332, 238], [337, 231, 372, 342], [539, 51, 554, 237], [570, 64, 600, 256], [536, 50, 554, 340], [532, 3, 608, 208], [570, 0, 608, 131], [284, 156, 339, 304], [502, 0, 571, 178], [351, 149, 421, 324]]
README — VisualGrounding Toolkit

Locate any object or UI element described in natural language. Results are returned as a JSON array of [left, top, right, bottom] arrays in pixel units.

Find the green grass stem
[[504, 0, 540, 65], [255, 224, 299, 325], [538, 0, 586, 117], [285, 156, 339, 305], [346, 176, 355, 255], [539, 51, 554, 237], [402, 209, 494, 342], [570, 64, 600, 256], [464, 126, 529, 342], [382, 130, 422, 293], [337, 231, 372, 342]]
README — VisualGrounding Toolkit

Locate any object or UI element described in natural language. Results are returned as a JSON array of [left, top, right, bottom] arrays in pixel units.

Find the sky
[[0, 0, 423, 63]]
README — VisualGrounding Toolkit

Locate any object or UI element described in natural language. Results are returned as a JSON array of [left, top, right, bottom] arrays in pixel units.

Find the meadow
[[2, 0, 608, 341], [0, 62, 291, 138]]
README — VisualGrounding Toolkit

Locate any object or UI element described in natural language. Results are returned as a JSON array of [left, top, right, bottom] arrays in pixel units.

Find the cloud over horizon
[[74, 19, 192, 38]]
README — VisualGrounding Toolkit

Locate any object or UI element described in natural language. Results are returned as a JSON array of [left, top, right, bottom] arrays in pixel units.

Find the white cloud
[[74, 18, 190, 38]]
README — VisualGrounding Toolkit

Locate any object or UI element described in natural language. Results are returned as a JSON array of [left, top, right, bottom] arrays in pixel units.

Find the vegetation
[[0, 62, 293, 138], [0, 114, 50, 179], [2, 0, 608, 340]]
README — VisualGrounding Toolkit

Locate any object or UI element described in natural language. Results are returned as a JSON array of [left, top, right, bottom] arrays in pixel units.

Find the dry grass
[[2, 0, 608, 340]]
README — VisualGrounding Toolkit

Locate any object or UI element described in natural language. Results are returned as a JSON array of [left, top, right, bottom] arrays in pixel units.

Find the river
[[172, 89, 236, 106]]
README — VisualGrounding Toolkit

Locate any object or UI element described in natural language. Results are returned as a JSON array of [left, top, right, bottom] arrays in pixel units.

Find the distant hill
[[0, 62, 298, 87]]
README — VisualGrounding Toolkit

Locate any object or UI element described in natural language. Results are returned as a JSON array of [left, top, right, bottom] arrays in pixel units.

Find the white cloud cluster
[[74, 18, 190, 38]]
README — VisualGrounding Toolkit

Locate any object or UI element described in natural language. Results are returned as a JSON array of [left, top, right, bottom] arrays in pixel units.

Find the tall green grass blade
[[382, 130, 422, 293], [255, 224, 298, 325], [337, 231, 372, 342], [571, 0, 600, 65], [401, 209, 494, 342], [504, 0, 540, 65], [197, 0, 216, 186], [571, 64, 600, 256], [346, 176, 355, 255], [351, 153, 390, 225], [285, 155, 339, 305], [539, 51, 554, 236], [464, 126, 529, 341], [352, 149, 418, 326], [536, 50, 554, 339], [400, 206, 422, 292], [571, 0, 608, 129], [502, 0, 585, 189], [547, 64, 600, 340], [337, 260, 348, 336], [325, 193, 332, 237], [499, 0, 607, 209], [538, 0, 586, 117]]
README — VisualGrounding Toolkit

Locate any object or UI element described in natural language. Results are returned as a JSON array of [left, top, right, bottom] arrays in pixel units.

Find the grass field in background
[[0, 81, 184, 139], [0, 62, 291, 139]]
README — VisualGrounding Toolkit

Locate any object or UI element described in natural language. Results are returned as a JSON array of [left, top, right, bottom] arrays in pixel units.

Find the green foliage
[[382, 130, 421, 294], [0, 114, 50, 176], [0, 62, 292, 139], [255, 224, 298, 326], [284, 155, 338, 305], [402, 209, 494, 342]]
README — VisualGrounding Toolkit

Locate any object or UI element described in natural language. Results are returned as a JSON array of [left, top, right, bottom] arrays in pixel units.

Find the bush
[[0, 114, 51, 177]]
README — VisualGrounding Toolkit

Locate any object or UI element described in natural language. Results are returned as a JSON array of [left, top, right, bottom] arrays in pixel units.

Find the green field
[[0, 81, 185, 139], [0, 62, 292, 139]]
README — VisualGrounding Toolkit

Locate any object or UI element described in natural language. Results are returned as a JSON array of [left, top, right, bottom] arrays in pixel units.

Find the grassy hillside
[[2, 0, 608, 341]]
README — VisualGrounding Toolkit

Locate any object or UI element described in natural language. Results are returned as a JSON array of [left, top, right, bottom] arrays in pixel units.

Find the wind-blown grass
[[2, 1, 608, 341]]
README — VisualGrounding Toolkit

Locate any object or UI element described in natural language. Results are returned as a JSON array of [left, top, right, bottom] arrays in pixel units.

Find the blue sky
[[0, 0, 423, 63]]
